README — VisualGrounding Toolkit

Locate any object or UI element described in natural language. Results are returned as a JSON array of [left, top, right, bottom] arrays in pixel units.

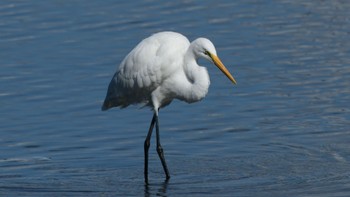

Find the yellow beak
[[211, 54, 237, 84]]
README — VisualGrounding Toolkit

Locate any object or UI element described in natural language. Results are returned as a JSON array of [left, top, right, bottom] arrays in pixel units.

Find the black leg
[[155, 114, 170, 179], [144, 113, 156, 184]]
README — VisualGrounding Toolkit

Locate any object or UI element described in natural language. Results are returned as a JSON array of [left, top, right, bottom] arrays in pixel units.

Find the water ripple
[[1, 0, 350, 196]]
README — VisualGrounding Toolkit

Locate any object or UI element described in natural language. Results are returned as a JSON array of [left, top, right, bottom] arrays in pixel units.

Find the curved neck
[[181, 48, 210, 103]]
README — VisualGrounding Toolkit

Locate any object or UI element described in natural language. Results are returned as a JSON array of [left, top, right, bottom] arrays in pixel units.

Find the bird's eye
[[204, 50, 211, 57]]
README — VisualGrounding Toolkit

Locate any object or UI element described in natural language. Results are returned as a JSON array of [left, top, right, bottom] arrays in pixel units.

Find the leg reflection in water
[[144, 179, 169, 197]]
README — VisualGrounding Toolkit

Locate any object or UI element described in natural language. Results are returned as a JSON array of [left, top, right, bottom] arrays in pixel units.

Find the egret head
[[192, 38, 237, 84]]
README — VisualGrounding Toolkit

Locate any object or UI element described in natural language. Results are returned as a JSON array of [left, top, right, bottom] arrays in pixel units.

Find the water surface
[[1, 0, 350, 196]]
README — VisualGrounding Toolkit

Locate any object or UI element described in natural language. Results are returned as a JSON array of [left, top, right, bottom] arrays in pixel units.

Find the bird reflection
[[144, 179, 169, 197]]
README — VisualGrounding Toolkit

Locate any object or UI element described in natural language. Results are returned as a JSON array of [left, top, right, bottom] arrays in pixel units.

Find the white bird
[[101, 31, 236, 183]]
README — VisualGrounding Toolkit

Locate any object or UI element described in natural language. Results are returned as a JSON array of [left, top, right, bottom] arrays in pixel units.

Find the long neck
[[181, 48, 210, 103]]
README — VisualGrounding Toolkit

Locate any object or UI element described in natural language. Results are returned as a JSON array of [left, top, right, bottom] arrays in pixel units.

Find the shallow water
[[1, 0, 350, 196]]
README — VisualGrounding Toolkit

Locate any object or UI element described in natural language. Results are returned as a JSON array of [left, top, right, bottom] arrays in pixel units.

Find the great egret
[[102, 31, 236, 182]]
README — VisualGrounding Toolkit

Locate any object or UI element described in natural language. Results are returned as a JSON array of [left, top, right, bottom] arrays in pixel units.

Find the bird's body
[[102, 31, 213, 112], [102, 31, 236, 183]]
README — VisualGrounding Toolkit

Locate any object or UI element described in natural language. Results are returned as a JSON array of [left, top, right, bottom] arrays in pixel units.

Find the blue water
[[1, 1, 350, 196]]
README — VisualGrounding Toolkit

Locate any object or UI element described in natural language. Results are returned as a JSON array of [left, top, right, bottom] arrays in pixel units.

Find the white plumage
[[101, 31, 236, 182]]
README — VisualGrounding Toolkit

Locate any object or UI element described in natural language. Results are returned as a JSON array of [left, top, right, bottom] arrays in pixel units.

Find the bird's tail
[[101, 100, 110, 111], [101, 75, 121, 111], [101, 74, 130, 111], [101, 97, 128, 111]]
